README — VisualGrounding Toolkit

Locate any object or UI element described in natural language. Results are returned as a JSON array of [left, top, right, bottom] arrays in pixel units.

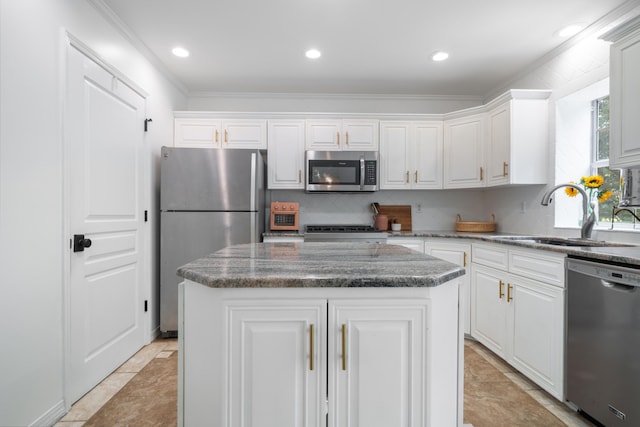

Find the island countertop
[[177, 241, 465, 289]]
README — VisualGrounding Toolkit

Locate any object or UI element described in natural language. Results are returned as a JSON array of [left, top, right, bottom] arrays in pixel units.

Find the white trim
[[86, 0, 188, 96], [66, 31, 149, 98], [28, 400, 66, 427]]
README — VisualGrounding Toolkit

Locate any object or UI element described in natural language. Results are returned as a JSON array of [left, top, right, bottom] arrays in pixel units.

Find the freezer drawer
[[160, 211, 259, 334]]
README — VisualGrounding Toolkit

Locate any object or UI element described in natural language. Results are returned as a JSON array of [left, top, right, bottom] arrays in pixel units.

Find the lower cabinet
[[180, 284, 461, 427], [471, 243, 566, 400], [424, 239, 471, 335]]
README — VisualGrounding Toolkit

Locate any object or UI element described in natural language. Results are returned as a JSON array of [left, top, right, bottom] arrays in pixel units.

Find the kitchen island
[[177, 242, 466, 427]]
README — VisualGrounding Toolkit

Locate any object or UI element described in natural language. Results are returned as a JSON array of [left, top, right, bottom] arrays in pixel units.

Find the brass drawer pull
[[499, 280, 504, 299], [503, 161, 508, 177], [507, 284, 513, 302]]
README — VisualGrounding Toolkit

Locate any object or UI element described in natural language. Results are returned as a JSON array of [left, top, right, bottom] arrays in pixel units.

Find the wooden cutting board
[[377, 205, 412, 231]]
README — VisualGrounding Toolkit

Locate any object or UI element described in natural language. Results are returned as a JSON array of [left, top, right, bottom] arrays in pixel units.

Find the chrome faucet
[[540, 184, 595, 239]]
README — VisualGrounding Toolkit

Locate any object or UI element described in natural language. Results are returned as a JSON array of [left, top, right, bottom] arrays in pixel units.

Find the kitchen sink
[[493, 236, 635, 247]]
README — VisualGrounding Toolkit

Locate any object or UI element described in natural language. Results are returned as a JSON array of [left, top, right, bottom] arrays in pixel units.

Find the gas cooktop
[[305, 224, 378, 233], [304, 224, 386, 242]]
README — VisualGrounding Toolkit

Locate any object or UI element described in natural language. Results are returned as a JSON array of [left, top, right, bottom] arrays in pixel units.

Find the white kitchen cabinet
[[306, 119, 378, 151], [329, 299, 427, 427], [387, 237, 425, 253], [470, 242, 566, 400], [379, 121, 443, 189], [174, 118, 267, 149], [443, 113, 486, 189], [602, 17, 640, 168], [181, 284, 461, 427], [228, 299, 326, 427], [267, 120, 305, 189], [425, 239, 471, 335], [485, 92, 550, 186]]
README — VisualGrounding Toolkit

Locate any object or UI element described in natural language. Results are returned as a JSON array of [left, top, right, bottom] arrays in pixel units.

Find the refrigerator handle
[[250, 152, 257, 212]]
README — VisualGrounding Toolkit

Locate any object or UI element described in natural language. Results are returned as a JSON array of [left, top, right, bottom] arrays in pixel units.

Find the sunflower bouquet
[[565, 175, 613, 207]]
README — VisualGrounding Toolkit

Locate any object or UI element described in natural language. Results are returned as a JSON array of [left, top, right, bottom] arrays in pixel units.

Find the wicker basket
[[455, 214, 496, 233]]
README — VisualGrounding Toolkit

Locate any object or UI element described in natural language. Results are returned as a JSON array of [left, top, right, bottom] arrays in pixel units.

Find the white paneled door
[[65, 44, 147, 404]]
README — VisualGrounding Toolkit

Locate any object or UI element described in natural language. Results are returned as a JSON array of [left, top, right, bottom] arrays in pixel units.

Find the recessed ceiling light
[[305, 49, 321, 59], [172, 47, 190, 58], [557, 24, 584, 38], [432, 51, 449, 62]]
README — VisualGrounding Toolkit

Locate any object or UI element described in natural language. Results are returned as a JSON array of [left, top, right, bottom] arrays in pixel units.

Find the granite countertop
[[177, 242, 465, 289]]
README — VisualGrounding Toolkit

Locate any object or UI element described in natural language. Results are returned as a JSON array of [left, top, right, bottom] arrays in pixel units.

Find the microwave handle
[[360, 156, 365, 190]]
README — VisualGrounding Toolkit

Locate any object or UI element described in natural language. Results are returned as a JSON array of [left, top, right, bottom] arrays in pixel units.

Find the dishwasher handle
[[601, 279, 638, 293]]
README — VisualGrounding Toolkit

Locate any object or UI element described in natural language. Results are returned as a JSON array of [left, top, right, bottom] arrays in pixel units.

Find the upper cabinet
[[380, 121, 443, 189], [174, 117, 267, 149], [486, 92, 549, 186], [444, 113, 486, 189], [267, 120, 305, 189], [602, 17, 640, 168], [306, 119, 379, 151]]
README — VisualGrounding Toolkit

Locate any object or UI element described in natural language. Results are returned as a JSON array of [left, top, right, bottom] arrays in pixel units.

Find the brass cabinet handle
[[215, 129, 219, 143], [480, 166, 484, 181], [507, 284, 513, 302], [224, 129, 228, 143], [341, 324, 347, 371], [463, 252, 467, 267], [298, 170, 302, 184], [499, 280, 504, 299], [337, 132, 340, 145], [310, 324, 314, 371], [346, 131, 349, 145], [415, 171, 418, 183], [503, 161, 508, 177], [406, 171, 410, 183]]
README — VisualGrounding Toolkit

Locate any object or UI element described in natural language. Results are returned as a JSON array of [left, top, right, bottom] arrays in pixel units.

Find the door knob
[[73, 234, 92, 252]]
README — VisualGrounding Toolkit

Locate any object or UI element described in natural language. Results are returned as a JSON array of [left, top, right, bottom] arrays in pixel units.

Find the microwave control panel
[[364, 161, 377, 185]]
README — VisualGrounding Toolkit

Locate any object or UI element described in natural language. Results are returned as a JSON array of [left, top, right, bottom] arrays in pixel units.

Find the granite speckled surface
[[177, 242, 465, 289]]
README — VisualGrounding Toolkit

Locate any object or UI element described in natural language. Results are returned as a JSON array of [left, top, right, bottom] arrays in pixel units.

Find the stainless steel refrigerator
[[160, 146, 264, 336]]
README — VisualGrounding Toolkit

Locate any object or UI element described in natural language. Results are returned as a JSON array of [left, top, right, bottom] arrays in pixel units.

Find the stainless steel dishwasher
[[566, 257, 640, 426]]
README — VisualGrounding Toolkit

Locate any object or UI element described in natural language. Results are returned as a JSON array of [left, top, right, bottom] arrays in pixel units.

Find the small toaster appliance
[[270, 202, 300, 231]]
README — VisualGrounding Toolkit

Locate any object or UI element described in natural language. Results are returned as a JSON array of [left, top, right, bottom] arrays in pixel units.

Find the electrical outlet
[[416, 204, 422, 213]]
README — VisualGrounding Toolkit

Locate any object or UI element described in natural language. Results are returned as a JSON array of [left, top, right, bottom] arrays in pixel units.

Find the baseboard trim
[[29, 400, 66, 427]]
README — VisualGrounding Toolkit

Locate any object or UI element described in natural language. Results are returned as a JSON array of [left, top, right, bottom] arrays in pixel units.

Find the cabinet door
[[609, 27, 640, 168], [227, 299, 326, 427], [174, 118, 221, 148], [509, 277, 565, 400], [413, 122, 443, 189], [379, 122, 411, 189], [267, 120, 305, 189], [471, 264, 508, 358], [306, 120, 342, 150], [486, 103, 510, 186], [222, 119, 267, 149], [329, 300, 427, 427], [342, 119, 379, 151], [444, 114, 485, 188], [425, 240, 470, 334]]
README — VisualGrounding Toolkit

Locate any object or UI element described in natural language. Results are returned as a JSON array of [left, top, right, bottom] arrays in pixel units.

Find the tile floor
[[55, 338, 178, 427], [55, 338, 594, 426]]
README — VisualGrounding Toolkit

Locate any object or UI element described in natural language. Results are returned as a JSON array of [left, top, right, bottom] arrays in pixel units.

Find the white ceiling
[[101, 0, 636, 97]]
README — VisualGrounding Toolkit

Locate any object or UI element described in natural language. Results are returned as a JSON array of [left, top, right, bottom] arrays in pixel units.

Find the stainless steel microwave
[[305, 150, 379, 192]]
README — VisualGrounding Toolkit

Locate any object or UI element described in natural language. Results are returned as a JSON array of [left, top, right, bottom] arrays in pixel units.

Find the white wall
[[0, 0, 186, 425]]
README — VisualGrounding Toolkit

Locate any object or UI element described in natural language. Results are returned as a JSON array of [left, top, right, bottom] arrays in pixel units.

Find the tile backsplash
[[267, 189, 489, 231]]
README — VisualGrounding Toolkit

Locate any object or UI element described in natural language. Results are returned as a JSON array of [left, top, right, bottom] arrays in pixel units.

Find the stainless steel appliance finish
[[303, 224, 387, 242], [619, 168, 640, 207], [160, 146, 264, 335], [566, 257, 640, 426], [306, 150, 378, 192]]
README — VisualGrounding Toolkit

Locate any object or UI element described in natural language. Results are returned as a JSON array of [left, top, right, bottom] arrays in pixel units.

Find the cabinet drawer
[[509, 248, 565, 288], [472, 243, 508, 270]]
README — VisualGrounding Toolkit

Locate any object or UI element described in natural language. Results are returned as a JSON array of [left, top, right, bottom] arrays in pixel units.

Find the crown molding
[[187, 91, 484, 103], [86, 0, 188, 96]]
